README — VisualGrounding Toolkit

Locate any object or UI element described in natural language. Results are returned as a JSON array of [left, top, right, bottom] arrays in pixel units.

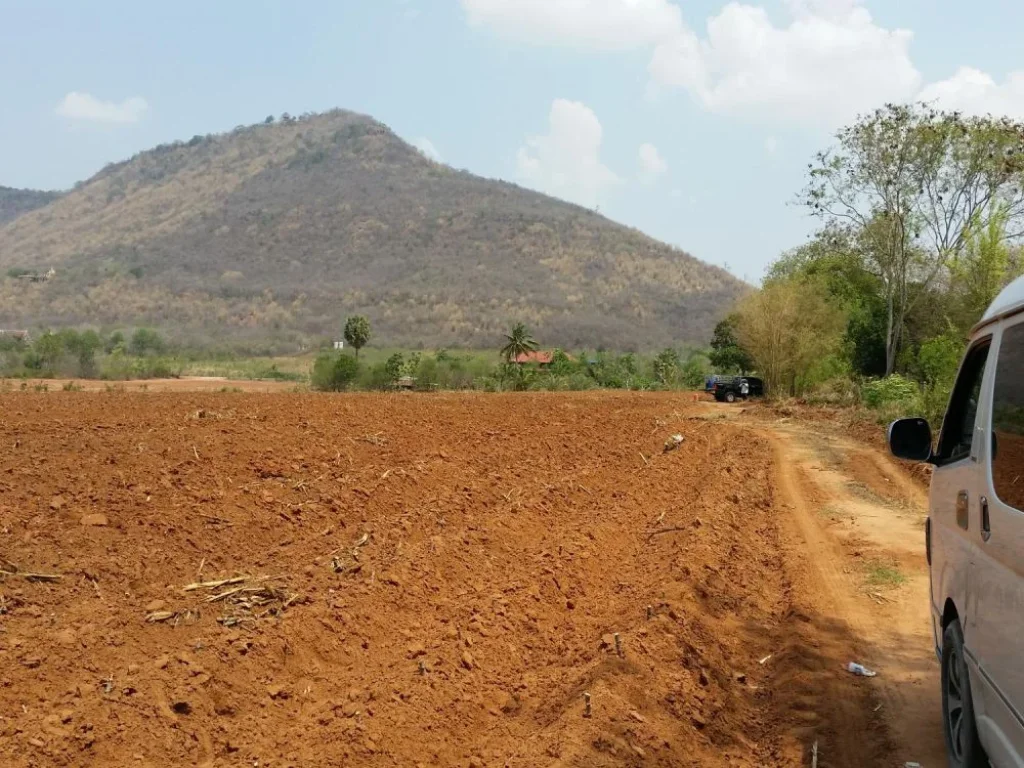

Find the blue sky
[[2, 0, 1024, 281]]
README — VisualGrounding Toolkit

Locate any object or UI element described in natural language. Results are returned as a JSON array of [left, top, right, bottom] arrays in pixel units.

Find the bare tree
[[801, 103, 1024, 374]]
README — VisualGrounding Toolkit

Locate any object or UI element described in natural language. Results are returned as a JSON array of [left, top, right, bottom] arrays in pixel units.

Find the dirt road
[[0, 392, 943, 766], [752, 414, 945, 768]]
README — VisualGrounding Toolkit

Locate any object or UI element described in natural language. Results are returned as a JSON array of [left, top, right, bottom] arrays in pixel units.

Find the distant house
[[332, 340, 345, 350], [513, 351, 554, 366], [513, 350, 574, 367]]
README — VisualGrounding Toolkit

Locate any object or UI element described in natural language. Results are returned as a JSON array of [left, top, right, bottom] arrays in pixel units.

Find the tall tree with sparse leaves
[[343, 316, 371, 358], [500, 322, 538, 363], [801, 102, 1024, 375]]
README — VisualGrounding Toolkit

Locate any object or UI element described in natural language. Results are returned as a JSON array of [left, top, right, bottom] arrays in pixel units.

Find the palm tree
[[500, 322, 539, 363]]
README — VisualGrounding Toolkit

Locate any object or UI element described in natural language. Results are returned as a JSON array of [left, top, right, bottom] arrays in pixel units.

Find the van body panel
[[970, 318, 1024, 755], [972, 645, 1024, 768], [894, 275, 1024, 766], [931, 460, 977, 644]]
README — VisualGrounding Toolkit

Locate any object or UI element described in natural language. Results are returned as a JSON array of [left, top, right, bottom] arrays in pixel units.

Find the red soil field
[[0, 392, 914, 766]]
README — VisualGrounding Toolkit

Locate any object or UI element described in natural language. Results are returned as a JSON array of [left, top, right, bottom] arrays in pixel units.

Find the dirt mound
[[0, 392, 844, 766]]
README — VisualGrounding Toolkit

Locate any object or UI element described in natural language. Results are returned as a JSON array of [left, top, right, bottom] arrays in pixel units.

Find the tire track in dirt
[[757, 419, 945, 768]]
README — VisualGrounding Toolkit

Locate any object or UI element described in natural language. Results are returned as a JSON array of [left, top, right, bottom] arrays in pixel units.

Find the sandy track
[[756, 417, 944, 768], [0, 393, 943, 766]]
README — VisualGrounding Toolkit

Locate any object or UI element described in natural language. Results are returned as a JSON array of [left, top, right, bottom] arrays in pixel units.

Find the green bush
[[807, 377, 861, 407], [680, 354, 710, 390], [359, 362, 392, 391], [258, 364, 303, 382], [311, 353, 360, 391], [653, 348, 680, 386], [917, 334, 964, 387], [138, 357, 182, 379], [862, 374, 919, 408], [384, 353, 404, 384], [498, 362, 532, 391], [130, 328, 165, 356]]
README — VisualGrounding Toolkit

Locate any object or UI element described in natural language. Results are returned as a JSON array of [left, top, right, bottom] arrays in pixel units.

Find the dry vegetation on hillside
[[0, 111, 744, 349], [0, 186, 61, 227]]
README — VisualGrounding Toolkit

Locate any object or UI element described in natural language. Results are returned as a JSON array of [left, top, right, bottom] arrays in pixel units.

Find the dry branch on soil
[[179, 575, 303, 627], [183, 576, 247, 592], [328, 531, 372, 574], [0, 562, 63, 582]]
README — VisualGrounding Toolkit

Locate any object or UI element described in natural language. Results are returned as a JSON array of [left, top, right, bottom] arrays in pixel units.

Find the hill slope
[[0, 186, 61, 227], [0, 110, 744, 350]]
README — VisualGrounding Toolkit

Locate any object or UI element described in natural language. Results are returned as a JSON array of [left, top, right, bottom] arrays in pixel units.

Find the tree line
[[0, 327, 174, 379], [723, 103, 1024, 422], [310, 316, 714, 393]]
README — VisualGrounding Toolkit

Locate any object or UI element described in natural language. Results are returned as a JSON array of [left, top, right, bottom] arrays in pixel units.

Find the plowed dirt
[[0, 392, 939, 767]]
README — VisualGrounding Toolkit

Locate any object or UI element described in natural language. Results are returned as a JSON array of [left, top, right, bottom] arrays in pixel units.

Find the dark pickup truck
[[712, 376, 764, 403]]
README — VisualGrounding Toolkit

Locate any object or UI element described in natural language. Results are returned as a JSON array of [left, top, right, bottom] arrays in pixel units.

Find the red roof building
[[513, 351, 554, 365]]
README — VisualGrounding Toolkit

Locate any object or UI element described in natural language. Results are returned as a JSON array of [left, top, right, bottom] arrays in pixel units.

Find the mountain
[[0, 110, 745, 351], [0, 186, 61, 226]]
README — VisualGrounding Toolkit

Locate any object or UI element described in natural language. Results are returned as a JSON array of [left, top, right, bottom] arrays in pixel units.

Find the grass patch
[[845, 481, 888, 505], [807, 435, 845, 468], [817, 503, 848, 520], [865, 560, 906, 589], [845, 480, 912, 512], [179, 356, 310, 382]]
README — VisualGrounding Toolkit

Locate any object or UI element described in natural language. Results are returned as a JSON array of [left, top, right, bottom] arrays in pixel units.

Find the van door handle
[[981, 496, 991, 542], [957, 490, 970, 530]]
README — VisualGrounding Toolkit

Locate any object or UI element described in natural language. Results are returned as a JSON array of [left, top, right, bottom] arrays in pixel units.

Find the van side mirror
[[888, 418, 933, 463]]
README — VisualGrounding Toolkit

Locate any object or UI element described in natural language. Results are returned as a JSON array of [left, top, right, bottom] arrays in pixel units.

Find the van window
[[936, 339, 990, 465], [992, 323, 1024, 510]]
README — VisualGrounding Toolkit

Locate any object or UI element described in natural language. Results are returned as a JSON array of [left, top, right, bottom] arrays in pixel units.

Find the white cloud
[[460, 0, 683, 50], [517, 99, 619, 208], [638, 142, 668, 183], [648, 1, 920, 123], [919, 67, 1024, 120], [764, 136, 779, 154], [461, 0, 1024, 130], [460, 0, 922, 125], [412, 137, 443, 162], [55, 91, 149, 123]]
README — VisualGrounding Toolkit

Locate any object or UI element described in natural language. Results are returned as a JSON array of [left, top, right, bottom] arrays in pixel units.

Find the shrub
[[680, 354, 710, 390], [549, 349, 577, 376], [862, 374, 919, 408], [653, 348, 680, 386], [105, 331, 125, 354], [311, 353, 360, 391], [807, 376, 862, 407], [137, 357, 181, 379], [917, 334, 964, 387], [130, 328, 165, 356], [862, 374, 925, 423], [384, 353, 404, 384]]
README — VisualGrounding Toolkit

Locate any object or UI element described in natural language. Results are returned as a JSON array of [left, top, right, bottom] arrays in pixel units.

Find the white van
[[890, 275, 1024, 768]]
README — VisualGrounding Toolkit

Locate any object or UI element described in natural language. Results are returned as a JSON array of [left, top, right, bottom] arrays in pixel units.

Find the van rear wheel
[[725, 392, 736, 403], [942, 619, 987, 767]]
